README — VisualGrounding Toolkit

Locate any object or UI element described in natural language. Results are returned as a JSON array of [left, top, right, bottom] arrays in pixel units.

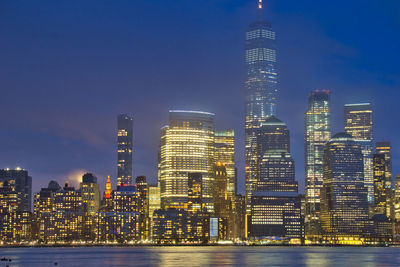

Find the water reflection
[[1, 246, 400, 266]]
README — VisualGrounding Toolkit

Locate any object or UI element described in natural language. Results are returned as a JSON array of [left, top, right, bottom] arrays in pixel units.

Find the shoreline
[[0, 243, 395, 249]]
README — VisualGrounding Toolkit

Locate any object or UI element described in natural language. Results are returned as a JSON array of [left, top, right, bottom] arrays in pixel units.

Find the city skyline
[[1, 0, 399, 196]]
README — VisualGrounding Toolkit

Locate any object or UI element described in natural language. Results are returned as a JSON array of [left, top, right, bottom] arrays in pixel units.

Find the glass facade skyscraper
[[344, 103, 373, 203], [159, 110, 215, 212], [117, 114, 133, 186], [245, 1, 278, 212], [320, 132, 369, 243], [304, 90, 331, 238], [249, 117, 302, 241]]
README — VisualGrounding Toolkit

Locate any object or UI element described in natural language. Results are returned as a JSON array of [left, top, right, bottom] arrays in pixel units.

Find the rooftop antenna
[[258, 0, 263, 21]]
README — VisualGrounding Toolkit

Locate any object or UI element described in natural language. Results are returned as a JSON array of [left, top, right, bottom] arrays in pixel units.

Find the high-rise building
[[213, 162, 234, 239], [117, 114, 133, 186], [320, 132, 369, 244], [0, 168, 32, 212], [136, 176, 149, 240], [52, 182, 83, 242], [80, 173, 100, 216], [256, 116, 290, 155], [257, 150, 298, 192], [304, 90, 331, 239], [159, 110, 215, 211], [112, 185, 137, 213], [0, 180, 34, 242], [394, 175, 400, 239], [245, 0, 278, 213], [215, 130, 235, 199], [80, 173, 100, 241], [248, 117, 303, 242], [148, 184, 161, 239], [344, 103, 373, 203], [34, 181, 60, 242], [376, 141, 393, 218], [373, 154, 389, 215], [376, 141, 392, 188]]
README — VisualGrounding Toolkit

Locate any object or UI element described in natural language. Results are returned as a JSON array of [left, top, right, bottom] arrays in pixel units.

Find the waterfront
[[1, 246, 400, 266]]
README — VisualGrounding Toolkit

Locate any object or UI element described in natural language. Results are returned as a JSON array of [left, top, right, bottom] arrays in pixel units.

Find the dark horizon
[[1, 0, 399, 195]]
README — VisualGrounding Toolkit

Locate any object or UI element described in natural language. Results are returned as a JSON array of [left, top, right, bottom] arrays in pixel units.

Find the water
[[1, 246, 400, 266]]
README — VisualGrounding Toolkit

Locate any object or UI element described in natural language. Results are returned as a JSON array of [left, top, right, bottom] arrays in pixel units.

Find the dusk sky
[[1, 0, 399, 194]]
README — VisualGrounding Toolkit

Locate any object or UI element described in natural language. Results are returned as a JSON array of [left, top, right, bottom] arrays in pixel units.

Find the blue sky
[[1, 0, 399, 194]]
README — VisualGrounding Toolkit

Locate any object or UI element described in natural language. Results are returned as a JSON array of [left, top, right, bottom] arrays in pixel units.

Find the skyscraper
[[373, 153, 388, 215], [376, 141, 392, 187], [344, 103, 373, 203], [0, 168, 32, 212], [117, 114, 133, 186], [376, 141, 393, 218], [248, 117, 303, 241], [215, 130, 235, 199], [80, 173, 100, 241], [159, 110, 215, 211], [304, 90, 331, 239], [245, 0, 278, 212], [320, 132, 369, 244]]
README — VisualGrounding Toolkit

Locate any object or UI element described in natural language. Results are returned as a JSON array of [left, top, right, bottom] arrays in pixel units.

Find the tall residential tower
[[117, 114, 133, 186]]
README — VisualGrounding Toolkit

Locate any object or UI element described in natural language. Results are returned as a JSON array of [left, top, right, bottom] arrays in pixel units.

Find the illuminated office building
[[214, 163, 234, 239], [376, 141, 393, 218], [112, 185, 137, 213], [0, 181, 33, 242], [304, 90, 331, 239], [33, 181, 60, 242], [80, 173, 100, 241], [117, 114, 133, 186], [376, 141, 392, 188], [80, 173, 100, 215], [344, 103, 373, 203], [95, 211, 139, 243], [256, 116, 290, 155], [188, 172, 203, 213], [136, 176, 149, 240], [52, 182, 83, 242], [159, 110, 215, 211], [152, 208, 189, 243], [215, 130, 236, 199], [245, 0, 278, 213], [394, 175, 400, 238], [0, 168, 32, 212], [373, 154, 389, 215], [148, 184, 161, 239], [320, 133, 369, 244], [257, 150, 298, 192]]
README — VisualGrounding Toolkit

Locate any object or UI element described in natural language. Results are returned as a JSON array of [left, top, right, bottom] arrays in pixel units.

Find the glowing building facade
[[376, 141, 393, 188], [215, 130, 236, 198], [159, 110, 215, 212], [304, 90, 331, 238], [117, 114, 133, 186], [245, 1, 278, 213], [320, 133, 369, 244], [0, 168, 32, 212], [373, 154, 389, 215], [344, 103, 373, 203]]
